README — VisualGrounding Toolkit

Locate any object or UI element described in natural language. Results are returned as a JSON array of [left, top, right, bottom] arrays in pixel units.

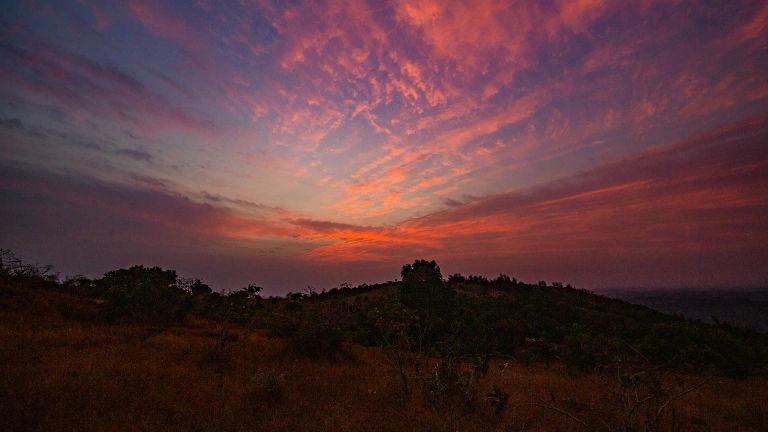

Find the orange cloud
[[300, 116, 768, 288]]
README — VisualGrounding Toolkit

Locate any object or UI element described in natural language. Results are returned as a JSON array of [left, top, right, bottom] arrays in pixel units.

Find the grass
[[1, 286, 766, 431]]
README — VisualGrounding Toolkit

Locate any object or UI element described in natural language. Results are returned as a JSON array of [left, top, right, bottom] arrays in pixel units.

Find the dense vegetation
[[2, 250, 768, 431], [2, 250, 765, 378]]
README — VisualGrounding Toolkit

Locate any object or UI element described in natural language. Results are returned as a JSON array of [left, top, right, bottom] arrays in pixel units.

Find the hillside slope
[[605, 289, 768, 333], [1, 280, 767, 432]]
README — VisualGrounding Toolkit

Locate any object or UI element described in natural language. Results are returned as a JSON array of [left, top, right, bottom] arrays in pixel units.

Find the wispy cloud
[[1, 0, 767, 290], [0, 42, 214, 135], [304, 116, 768, 287]]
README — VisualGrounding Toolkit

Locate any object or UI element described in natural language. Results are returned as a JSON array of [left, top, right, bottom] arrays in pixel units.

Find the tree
[[190, 279, 212, 295], [399, 259, 451, 312], [96, 265, 190, 323], [398, 260, 456, 350], [244, 284, 263, 298]]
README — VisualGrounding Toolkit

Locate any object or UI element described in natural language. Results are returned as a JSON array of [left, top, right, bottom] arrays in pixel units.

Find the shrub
[[561, 327, 599, 374], [190, 279, 212, 295], [96, 265, 191, 324], [289, 324, 347, 360], [222, 284, 263, 325], [0, 249, 58, 288], [61, 275, 101, 298], [283, 310, 350, 360], [486, 384, 509, 415], [421, 357, 482, 413]]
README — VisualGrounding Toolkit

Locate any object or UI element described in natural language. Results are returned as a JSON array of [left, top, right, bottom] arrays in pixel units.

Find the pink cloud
[[302, 116, 768, 286], [3, 0, 768, 290]]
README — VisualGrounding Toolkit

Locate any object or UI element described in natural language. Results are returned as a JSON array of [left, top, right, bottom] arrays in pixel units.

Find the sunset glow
[[1, 0, 767, 292]]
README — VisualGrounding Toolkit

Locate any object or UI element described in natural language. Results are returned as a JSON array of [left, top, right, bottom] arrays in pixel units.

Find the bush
[[61, 275, 101, 298], [486, 384, 509, 415], [422, 357, 483, 413], [561, 327, 599, 374], [0, 249, 58, 288], [283, 311, 350, 360], [96, 265, 191, 324]]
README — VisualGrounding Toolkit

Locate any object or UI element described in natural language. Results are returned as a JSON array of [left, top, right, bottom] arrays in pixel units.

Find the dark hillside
[[294, 271, 768, 377], [2, 254, 768, 431], [604, 289, 768, 333], [2, 251, 765, 377]]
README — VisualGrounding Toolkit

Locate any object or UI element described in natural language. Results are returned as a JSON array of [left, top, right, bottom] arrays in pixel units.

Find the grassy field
[[1, 285, 767, 432]]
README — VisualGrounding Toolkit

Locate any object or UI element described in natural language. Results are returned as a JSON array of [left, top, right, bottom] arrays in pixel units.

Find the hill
[[604, 289, 768, 333], [1, 254, 767, 431]]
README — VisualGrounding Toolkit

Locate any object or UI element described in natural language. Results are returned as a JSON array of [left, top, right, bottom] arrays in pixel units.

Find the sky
[[1, 0, 767, 294]]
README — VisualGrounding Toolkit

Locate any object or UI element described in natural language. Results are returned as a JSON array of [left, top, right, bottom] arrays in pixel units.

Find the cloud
[[10, 0, 761, 223], [288, 218, 371, 233], [201, 192, 276, 212], [2, 116, 767, 290], [128, 174, 167, 189], [211, 0, 765, 220], [127, 0, 198, 48], [114, 148, 153, 163], [2, 0, 767, 291], [0, 117, 23, 129], [305, 116, 768, 287], [0, 42, 214, 135]]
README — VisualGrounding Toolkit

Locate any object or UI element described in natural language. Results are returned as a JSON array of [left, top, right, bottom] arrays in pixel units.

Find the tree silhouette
[[399, 259, 451, 312], [96, 265, 190, 323], [190, 279, 212, 295]]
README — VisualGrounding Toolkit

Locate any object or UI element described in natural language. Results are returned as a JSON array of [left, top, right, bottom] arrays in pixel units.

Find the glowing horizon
[[1, 0, 767, 293]]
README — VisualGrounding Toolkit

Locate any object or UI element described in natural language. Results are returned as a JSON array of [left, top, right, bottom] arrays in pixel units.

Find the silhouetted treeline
[[2, 250, 766, 378]]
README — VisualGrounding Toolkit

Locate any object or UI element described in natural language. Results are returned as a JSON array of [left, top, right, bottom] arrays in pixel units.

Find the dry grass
[[0, 287, 766, 431]]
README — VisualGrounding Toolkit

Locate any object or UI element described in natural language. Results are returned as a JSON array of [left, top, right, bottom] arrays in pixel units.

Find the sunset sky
[[1, 0, 767, 293]]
